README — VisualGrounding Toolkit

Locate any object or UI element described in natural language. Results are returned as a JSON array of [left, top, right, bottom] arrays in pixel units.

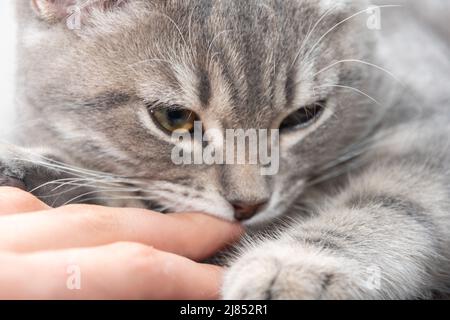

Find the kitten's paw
[[0, 174, 27, 190], [222, 243, 362, 300], [0, 155, 28, 190], [0, 145, 89, 206]]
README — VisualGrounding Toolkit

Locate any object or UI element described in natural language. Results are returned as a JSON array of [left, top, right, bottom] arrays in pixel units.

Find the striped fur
[[2, 0, 449, 299]]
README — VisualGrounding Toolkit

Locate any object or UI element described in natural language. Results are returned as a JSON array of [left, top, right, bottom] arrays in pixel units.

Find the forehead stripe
[[198, 70, 211, 107]]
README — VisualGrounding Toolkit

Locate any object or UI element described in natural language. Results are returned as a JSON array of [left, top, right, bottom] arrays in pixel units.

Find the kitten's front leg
[[223, 208, 443, 300], [223, 160, 450, 299]]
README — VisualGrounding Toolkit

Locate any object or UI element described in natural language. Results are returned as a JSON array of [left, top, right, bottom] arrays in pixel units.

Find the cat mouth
[[132, 189, 237, 220]]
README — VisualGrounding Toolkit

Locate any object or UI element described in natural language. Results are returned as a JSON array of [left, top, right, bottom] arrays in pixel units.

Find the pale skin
[[0, 187, 243, 299]]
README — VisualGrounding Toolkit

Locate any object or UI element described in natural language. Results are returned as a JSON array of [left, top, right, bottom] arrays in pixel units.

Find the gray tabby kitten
[[1, 0, 449, 299]]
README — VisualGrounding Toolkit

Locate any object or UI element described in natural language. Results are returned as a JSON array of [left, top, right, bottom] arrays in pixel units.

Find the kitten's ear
[[31, 0, 126, 24], [31, 0, 73, 22]]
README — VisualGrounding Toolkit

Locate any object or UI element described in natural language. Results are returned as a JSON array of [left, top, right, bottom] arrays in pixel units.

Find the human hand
[[0, 187, 242, 299]]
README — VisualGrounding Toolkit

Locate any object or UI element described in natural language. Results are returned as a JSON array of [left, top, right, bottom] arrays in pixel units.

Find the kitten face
[[18, 0, 380, 224]]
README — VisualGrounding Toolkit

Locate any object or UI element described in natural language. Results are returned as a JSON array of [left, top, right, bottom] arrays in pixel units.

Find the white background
[[0, 0, 17, 138]]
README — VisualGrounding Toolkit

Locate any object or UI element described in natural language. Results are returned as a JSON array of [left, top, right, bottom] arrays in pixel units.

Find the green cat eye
[[150, 104, 199, 134]]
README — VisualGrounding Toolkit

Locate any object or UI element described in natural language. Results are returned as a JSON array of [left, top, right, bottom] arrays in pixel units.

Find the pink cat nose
[[232, 201, 267, 221]]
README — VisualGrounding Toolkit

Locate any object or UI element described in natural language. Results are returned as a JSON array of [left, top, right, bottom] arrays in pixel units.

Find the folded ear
[[31, 0, 126, 27], [31, 0, 74, 22]]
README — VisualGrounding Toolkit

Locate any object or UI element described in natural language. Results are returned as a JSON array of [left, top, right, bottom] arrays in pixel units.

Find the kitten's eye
[[280, 101, 326, 132], [150, 104, 199, 134]]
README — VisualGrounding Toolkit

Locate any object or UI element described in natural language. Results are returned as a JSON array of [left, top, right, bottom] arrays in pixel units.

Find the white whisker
[[61, 187, 145, 206], [303, 5, 402, 64], [290, 4, 338, 70], [313, 59, 403, 85], [314, 84, 381, 106], [29, 178, 89, 193]]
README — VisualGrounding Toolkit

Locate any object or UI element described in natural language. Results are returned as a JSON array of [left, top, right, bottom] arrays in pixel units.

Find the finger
[[0, 187, 50, 215], [0, 242, 224, 300], [0, 205, 242, 260]]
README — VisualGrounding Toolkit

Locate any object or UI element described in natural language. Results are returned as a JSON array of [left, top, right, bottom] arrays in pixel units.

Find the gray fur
[[1, 0, 449, 299]]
